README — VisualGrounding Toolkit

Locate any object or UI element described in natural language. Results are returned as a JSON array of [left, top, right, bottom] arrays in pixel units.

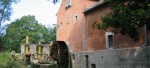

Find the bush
[[0, 53, 27, 68]]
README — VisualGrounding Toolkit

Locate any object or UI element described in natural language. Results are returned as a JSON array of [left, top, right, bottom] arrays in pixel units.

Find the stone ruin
[[20, 43, 55, 64]]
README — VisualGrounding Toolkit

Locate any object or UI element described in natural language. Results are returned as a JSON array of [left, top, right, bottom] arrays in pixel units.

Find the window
[[74, 15, 78, 22], [106, 32, 114, 49], [36, 46, 43, 59], [60, 22, 63, 28], [36, 46, 43, 54], [108, 35, 113, 48], [65, 0, 71, 9]]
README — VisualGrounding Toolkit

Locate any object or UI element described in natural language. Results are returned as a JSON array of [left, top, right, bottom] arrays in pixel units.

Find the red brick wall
[[57, 0, 149, 52], [57, 0, 95, 52], [85, 5, 146, 51], [114, 28, 145, 48], [85, 6, 111, 51]]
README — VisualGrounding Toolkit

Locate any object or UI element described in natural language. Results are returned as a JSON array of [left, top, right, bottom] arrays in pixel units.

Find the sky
[[5, 0, 61, 26]]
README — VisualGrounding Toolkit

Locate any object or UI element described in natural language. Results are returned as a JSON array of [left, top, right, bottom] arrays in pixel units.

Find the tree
[[4, 15, 55, 52], [0, 0, 19, 26], [95, 0, 150, 40], [47, 26, 56, 41], [0, 35, 5, 51], [0, 0, 19, 51]]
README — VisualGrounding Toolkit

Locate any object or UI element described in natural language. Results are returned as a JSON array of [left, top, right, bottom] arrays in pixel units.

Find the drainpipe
[[141, 24, 147, 48], [82, 0, 87, 51]]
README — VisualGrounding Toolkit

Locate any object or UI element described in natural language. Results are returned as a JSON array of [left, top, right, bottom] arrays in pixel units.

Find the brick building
[[57, 0, 149, 52], [56, 0, 150, 68], [57, 0, 96, 52]]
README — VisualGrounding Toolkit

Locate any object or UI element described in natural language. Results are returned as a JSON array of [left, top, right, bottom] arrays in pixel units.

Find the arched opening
[[91, 64, 96, 68], [50, 41, 69, 68]]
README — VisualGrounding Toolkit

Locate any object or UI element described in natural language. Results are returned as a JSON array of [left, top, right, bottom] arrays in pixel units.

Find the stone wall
[[29, 44, 37, 54], [42, 44, 50, 55], [72, 46, 150, 68], [21, 44, 25, 54], [20, 44, 50, 55]]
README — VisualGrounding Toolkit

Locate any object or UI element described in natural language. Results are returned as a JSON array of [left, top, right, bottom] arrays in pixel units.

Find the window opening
[[85, 55, 89, 68], [106, 32, 114, 49], [75, 15, 78, 22], [91, 64, 96, 68]]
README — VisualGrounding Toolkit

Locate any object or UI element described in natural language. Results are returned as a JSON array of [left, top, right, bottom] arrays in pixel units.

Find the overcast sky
[[5, 0, 61, 26]]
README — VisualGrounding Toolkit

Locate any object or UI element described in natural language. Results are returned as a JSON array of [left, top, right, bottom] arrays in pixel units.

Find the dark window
[[72, 54, 75, 60], [85, 55, 89, 68], [91, 64, 96, 68], [75, 15, 78, 22], [108, 35, 113, 48]]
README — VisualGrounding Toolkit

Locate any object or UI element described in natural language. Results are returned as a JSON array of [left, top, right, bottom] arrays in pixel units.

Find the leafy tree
[[95, 0, 150, 40], [0, 0, 19, 50], [0, 24, 7, 51], [4, 15, 55, 52], [47, 26, 56, 42], [0, 0, 19, 26], [0, 35, 5, 51]]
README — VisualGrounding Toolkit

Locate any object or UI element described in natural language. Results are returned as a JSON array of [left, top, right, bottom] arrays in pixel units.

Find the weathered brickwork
[[57, 0, 149, 52], [84, 4, 146, 51], [84, 5, 111, 51], [57, 0, 150, 68], [57, 0, 96, 52]]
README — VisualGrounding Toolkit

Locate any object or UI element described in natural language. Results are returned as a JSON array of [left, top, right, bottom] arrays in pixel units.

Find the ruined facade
[[21, 43, 51, 63], [57, 0, 150, 68], [21, 44, 50, 55]]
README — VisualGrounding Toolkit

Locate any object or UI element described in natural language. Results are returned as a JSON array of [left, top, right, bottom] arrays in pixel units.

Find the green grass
[[0, 53, 58, 68], [0, 53, 27, 68]]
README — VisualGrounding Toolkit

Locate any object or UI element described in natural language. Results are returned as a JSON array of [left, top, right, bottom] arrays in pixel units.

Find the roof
[[83, 1, 109, 14]]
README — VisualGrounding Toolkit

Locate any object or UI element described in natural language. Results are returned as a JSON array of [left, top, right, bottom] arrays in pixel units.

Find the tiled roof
[[83, 1, 108, 14]]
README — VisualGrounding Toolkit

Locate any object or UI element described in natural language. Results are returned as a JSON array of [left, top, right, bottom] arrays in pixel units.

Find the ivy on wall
[[94, 0, 150, 41]]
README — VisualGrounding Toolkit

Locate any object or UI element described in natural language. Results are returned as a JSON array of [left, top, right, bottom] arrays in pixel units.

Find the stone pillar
[[25, 45, 29, 55], [26, 36, 28, 44], [38, 46, 42, 60], [25, 36, 29, 55]]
